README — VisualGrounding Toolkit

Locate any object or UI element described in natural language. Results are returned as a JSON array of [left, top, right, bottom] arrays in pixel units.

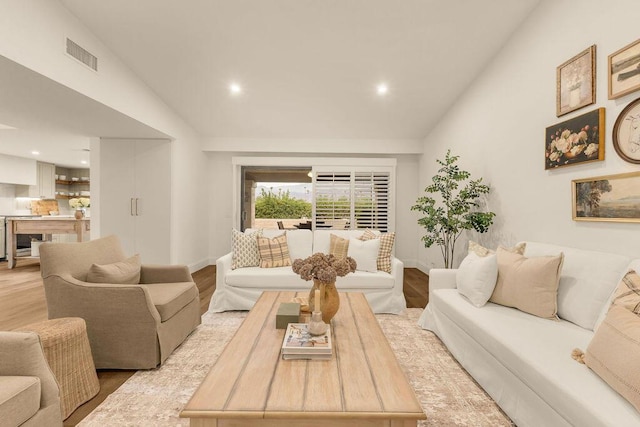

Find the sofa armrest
[[391, 256, 404, 295], [0, 331, 60, 411], [216, 253, 233, 288], [140, 264, 193, 284]]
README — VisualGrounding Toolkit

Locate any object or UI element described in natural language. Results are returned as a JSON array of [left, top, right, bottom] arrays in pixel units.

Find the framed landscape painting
[[572, 172, 640, 222], [557, 45, 596, 116], [545, 107, 605, 169], [608, 38, 640, 100]]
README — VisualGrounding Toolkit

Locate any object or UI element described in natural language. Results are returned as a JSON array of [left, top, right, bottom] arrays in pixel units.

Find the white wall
[[207, 152, 420, 266], [0, 0, 209, 269], [418, 0, 640, 271]]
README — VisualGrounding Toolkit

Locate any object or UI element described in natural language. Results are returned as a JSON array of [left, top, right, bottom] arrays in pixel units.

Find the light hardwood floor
[[0, 258, 428, 426]]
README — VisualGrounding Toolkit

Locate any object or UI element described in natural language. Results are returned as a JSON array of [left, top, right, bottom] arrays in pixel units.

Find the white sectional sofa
[[209, 228, 406, 314], [419, 241, 640, 427]]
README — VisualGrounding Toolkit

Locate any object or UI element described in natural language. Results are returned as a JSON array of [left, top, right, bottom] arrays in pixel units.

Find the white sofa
[[419, 241, 640, 427], [209, 228, 406, 314]]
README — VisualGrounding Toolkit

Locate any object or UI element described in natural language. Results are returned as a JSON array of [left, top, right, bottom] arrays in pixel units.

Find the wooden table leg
[[7, 220, 15, 269]]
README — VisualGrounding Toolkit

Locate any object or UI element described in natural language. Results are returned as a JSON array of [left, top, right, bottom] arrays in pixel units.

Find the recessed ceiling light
[[31, 150, 40, 155], [376, 83, 389, 96], [80, 160, 88, 165], [229, 82, 242, 95]]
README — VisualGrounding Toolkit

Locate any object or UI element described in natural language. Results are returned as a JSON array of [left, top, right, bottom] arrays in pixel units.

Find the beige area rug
[[79, 308, 512, 426]]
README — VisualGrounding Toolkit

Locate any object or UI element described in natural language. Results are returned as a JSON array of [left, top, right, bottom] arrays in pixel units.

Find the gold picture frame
[[608, 38, 640, 100], [572, 171, 640, 222], [557, 45, 596, 117]]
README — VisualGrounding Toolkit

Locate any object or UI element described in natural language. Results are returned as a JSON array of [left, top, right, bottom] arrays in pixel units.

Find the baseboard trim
[[188, 258, 211, 273], [416, 261, 430, 275]]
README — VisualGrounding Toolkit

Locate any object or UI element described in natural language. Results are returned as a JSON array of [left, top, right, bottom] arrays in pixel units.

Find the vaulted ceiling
[[60, 0, 540, 140]]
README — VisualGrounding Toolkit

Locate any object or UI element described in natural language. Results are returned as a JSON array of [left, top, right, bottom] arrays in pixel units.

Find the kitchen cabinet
[[16, 162, 56, 199], [100, 139, 170, 264]]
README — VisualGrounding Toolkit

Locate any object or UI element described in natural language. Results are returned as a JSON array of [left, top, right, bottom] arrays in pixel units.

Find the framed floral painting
[[572, 171, 640, 222], [608, 38, 640, 100], [557, 45, 596, 117], [545, 107, 605, 169]]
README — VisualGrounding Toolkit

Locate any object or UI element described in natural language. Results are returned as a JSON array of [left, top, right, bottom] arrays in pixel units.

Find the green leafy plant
[[411, 150, 495, 268], [255, 188, 311, 218]]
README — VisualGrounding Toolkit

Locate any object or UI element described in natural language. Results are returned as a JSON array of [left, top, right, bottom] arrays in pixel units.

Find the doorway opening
[[240, 166, 312, 231]]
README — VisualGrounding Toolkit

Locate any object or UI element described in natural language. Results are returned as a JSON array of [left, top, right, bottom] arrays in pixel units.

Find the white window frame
[[232, 157, 396, 232]]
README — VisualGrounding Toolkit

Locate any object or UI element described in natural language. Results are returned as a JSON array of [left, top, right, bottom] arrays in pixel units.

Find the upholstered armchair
[[39, 235, 201, 369], [0, 331, 62, 427]]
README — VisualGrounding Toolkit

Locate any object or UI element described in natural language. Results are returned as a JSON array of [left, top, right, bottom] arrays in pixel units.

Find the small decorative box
[[276, 302, 301, 329]]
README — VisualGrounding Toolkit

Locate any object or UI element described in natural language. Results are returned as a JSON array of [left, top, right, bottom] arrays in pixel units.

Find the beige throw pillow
[[489, 248, 564, 319], [329, 234, 349, 259], [257, 234, 291, 268], [360, 229, 396, 273], [609, 269, 640, 315], [86, 254, 141, 284], [584, 304, 640, 413], [231, 229, 262, 270], [468, 241, 526, 257]]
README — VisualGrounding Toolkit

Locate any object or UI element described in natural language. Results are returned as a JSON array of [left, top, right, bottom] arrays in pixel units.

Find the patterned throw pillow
[[257, 234, 292, 268], [329, 234, 349, 259], [231, 229, 262, 270], [360, 229, 395, 273], [581, 270, 640, 412], [469, 241, 526, 257]]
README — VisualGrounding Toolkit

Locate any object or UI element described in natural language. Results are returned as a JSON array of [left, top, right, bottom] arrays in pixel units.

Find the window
[[312, 168, 393, 232]]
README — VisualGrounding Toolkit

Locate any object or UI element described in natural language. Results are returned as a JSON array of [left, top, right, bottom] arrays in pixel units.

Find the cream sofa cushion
[[348, 237, 380, 273], [490, 248, 564, 319], [0, 376, 41, 427], [524, 242, 632, 330], [231, 229, 261, 269]]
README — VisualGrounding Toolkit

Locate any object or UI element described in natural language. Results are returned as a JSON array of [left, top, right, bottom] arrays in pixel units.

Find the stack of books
[[281, 323, 332, 360]]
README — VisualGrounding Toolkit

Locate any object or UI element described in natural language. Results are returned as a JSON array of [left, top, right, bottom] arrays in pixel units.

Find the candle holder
[[308, 311, 328, 336]]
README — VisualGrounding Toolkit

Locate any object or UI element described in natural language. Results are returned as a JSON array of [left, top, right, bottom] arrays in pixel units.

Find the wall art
[[608, 38, 640, 100], [557, 45, 596, 116], [572, 171, 640, 222], [613, 97, 640, 164], [545, 107, 605, 169]]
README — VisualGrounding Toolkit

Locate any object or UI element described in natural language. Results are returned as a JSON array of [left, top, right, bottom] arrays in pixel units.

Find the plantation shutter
[[312, 168, 393, 232]]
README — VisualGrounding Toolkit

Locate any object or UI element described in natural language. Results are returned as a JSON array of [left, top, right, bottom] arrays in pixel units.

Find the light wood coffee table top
[[181, 291, 426, 427]]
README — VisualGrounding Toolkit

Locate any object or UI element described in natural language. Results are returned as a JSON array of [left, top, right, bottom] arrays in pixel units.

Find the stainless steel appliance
[[2, 215, 43, 259]]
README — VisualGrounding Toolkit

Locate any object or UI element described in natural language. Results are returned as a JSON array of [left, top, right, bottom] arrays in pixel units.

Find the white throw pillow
[[456, 252, 498, 307], [348, 238, 380, 273]]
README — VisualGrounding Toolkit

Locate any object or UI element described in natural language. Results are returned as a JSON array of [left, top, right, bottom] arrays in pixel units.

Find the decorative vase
[[308, 279, 340, 323], [74, 209, 84, 219]]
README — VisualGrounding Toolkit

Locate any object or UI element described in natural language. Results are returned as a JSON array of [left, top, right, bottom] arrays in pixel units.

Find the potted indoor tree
[[412, 150, 495, 268]]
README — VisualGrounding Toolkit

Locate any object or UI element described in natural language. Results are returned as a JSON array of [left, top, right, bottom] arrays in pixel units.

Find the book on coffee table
[[281, 323, 332, 357]]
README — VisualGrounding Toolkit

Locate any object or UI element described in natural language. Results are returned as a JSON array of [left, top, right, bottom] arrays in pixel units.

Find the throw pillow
[[456, 252, 498, 307], [348, 237, 380, 273], [86, 254, 141, 284], [489, 248, 564, 319], [468, 241, 526, 257], [584, 304, 640, 413], [609, 270, 640, 315], [329, 234, 349, 259], [360, 229, 396, 273], [257, 234, 292, 268], [231, 229, 262, 270]]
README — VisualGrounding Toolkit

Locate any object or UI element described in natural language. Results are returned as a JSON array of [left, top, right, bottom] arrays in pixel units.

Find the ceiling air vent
[[66, 38, 98, 71]]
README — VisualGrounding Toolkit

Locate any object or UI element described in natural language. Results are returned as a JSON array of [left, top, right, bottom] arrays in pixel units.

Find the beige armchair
[[39, 235, 201, 369], [0, 331, 62, 427]]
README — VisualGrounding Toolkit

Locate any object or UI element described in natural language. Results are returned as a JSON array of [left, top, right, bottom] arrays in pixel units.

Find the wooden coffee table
[[181, 291, 426, 426]]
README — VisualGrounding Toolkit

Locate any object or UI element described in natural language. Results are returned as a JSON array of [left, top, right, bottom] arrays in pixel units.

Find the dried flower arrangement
[[292, 253, 356, 283]]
